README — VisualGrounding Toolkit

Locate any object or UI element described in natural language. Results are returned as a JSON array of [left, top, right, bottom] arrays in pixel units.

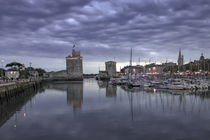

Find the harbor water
[[1, 79, 210, 140]]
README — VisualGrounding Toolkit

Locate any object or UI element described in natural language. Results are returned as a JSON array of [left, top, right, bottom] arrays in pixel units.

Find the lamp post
[[29, 62, 32, 81], [1, 58, 4, 77]]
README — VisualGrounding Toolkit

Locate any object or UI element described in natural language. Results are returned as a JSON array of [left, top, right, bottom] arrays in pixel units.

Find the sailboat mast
[[130, 47, 132, 66]]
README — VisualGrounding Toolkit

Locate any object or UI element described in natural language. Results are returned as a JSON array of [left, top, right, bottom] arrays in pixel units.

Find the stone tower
[[177, 48, 184, 70], [105, 61, 116, 77], [66, 48, 83, 80]]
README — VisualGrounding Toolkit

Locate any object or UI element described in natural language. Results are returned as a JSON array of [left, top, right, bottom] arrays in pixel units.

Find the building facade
[[200, 53, 205, 61], [121, 65, 144, 75], [5, 71, 20, 79], [105, 61, 116, 77], [145, 63, 164, 75]]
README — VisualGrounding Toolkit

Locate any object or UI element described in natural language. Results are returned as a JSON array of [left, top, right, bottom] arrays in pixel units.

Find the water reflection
[[119, 85, 210, 116], [97, 80, 108, 89], [106, 85, 117, 98], [1, 80, 210, 140], [67, 82, 83, 111], [0, 86, 43, 128], [97, 81, 117, 97], [46, 81, 83, 111]]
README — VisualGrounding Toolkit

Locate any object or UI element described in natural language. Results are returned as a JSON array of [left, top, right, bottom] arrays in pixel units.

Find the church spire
[[177, 48, 184, 71]]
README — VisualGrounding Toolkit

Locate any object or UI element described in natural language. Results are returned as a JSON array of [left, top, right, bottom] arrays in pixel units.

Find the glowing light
[[14, 124, 17, 128], [24, 113, 27, 118], [153, 88, 157, 93]]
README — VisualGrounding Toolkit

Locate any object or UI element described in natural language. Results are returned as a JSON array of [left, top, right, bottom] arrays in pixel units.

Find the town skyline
[[0, 0, 210, 73], [1, 48, 209, 74]]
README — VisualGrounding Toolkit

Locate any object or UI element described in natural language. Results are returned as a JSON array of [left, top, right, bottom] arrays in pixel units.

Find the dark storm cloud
[[0, 0, 210, 67]]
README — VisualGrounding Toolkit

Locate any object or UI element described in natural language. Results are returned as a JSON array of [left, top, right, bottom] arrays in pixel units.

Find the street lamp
[[1, 58, 4, 77]]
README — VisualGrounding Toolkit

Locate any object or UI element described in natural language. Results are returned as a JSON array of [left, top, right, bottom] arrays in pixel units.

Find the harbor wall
[[47, 70, 84, 81], [0, 82, 43, 127], [0, 81, 41, 99]]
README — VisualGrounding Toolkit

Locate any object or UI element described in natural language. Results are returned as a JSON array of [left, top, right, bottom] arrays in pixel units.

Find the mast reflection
[[120, 86, 210, 116]]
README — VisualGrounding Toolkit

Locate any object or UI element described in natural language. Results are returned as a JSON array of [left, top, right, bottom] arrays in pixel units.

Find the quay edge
[[0, 81, 42, 99]]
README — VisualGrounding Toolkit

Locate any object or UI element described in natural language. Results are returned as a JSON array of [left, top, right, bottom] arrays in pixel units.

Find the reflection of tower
[[67, 82, 83, 111], [106, 85, 117, 97], [177, 48, 184, 70]]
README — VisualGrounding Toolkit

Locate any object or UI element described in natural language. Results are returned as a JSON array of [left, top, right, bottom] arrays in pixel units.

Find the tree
[[0, 68, 5, 77], [6, 62, 23, 70], [35, 68, 46, 76], [20, 67, 34, 78]]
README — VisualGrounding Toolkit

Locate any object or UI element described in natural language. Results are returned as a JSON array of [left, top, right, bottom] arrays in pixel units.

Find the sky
[[0, 0, 210, 73]]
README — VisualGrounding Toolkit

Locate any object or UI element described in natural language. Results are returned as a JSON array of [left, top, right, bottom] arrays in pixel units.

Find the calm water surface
[[1, 79, 210, 140]]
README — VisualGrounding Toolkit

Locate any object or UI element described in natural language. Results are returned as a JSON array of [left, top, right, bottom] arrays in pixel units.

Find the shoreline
[[0, 81, 41, 99]]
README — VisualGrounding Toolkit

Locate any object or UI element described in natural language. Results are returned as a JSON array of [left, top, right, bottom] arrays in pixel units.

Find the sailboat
[[127, 48, 142, 88]]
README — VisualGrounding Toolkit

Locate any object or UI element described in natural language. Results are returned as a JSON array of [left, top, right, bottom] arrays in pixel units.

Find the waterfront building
[[105, 61, 116, 77], [161, 62, 177, 73], [177, 49, 184, 70], [49, 46, 83, 81], [145, 63, 164, 75], [5, 70, 20, 79], [121, 65, 144, 75], [194, 53, 210, 64], [200, 53, 205, 61], [66, 49, 83, 80]]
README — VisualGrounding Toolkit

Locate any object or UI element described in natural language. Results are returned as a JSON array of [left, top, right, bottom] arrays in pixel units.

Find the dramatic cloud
[[0, 0, 210, 73]]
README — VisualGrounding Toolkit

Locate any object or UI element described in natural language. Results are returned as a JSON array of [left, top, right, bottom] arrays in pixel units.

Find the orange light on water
[[153, 88, 157, 93]]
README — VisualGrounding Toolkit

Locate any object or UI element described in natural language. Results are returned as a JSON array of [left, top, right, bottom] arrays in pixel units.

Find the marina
[[1, 79, 210, 140], [0, 45, 210, 140], [108, 76, 210, 90], [1, 0, 210, 139], [100, 48, 210, 91]]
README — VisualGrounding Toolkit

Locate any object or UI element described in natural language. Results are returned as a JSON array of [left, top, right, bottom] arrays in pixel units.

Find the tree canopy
[[6, 62, 23, 68]]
